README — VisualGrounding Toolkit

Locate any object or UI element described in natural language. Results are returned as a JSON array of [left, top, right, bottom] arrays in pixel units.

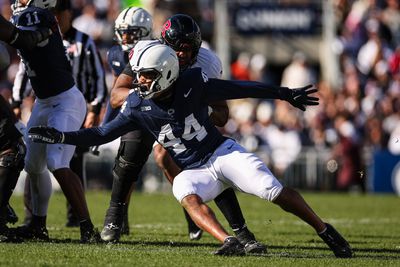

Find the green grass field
[[1, 191, 399, 266]]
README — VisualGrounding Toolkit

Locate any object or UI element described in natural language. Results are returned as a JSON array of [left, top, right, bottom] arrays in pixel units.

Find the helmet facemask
[[114, 7, 153, 51], [129, 44, 179, 100], [133, 69, 163, 99]]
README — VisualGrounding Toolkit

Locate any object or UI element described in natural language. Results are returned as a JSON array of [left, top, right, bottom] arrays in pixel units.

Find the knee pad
[[113, 155, 144, 183], [0, 144, 26, 172]]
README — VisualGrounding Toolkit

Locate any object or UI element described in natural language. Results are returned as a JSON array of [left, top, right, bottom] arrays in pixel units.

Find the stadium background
[[1, 0, 399, 195]]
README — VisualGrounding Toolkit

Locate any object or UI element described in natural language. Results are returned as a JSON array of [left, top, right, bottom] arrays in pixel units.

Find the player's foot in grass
[[235, 227, 267, 254], [80, 227, 101, 244], [213, 236, 246, 256], [0, 225, 23, 243], [79, 218, 101, 244], [319, 223, 352, 258], [100, 202, 125, 242], [15, 223, 49, 241]]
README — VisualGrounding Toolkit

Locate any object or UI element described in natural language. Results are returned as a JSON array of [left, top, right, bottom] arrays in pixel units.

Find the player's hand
[[28, 126, 64, 144], [280, 85, 319, 111]]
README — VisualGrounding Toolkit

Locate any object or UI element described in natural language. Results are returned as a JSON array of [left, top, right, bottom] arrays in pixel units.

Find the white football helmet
[[129, 44, 179, 99], [115, 7, 153, 51]]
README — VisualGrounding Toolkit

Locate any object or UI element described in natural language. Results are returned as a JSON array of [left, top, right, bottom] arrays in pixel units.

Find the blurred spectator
[[332, 115, 364, 192], [230, 52, 251, 80], [281, 51, 315, 88], [249, 53, 267, 82]]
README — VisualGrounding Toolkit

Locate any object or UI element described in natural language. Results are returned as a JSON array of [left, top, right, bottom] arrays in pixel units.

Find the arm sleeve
[[204, 78, 287, 102], [63, 113, 137, 146], [101, 101, 120, 125], [85, 37, 107, 114]]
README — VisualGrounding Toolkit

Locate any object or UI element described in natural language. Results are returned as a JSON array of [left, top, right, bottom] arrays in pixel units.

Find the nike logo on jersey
[[52, 103, 60, 108], [141, 106, 152, 111], [184, 88, 192, 98], [112, 61, 121, 67]]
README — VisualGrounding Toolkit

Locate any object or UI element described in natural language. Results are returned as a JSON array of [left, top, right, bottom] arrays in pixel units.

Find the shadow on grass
[[16, 238, 400, 260]]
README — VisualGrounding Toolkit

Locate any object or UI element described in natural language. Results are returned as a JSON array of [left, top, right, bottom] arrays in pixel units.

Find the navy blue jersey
[[107, 45, 129, 76], [11, 7, 74, 99], [63, 68, 284, 169]]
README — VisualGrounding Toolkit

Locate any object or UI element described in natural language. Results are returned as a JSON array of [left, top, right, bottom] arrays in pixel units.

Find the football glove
[[280, 85, 319, 111], [28, 126, 64, 144]]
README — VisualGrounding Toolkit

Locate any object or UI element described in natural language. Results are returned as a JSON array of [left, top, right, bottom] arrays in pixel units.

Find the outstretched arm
[[205, 79, 319, 111], [29, 113, 137, 146]]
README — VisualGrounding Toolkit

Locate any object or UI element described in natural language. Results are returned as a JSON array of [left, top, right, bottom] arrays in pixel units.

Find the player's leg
[[154, 143, 265, 252], [66, 147, 86, 227], [153, 144, 202, 240], [216, 139, 352, 258], [213, 188, 266, 253], [101, 130, 154, 242], [272, 187, 352, 257], [47, 87, 99, 243], [0, 144, 25, 242], [173, 167, 245, 256], [17, 102, 52, 240]]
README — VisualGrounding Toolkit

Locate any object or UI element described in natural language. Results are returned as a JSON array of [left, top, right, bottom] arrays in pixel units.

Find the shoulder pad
[[15, 7, 55, 29], [127, 92, 142, 108]]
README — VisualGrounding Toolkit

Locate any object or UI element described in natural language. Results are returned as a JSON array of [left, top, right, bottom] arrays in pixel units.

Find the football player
[[101, 6, 154, 237], [13, 0, 108, 228], [101, 12, 266, 254], [28, 44, 352, 258], [11, 0, 100, 243]]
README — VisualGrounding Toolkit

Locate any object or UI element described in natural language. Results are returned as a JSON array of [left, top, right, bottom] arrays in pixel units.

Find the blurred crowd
[[226, 0, 400, 192], [1, 0, 399, 192]]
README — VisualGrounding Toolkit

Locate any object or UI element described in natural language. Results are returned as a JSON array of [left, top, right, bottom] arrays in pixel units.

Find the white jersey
[[192, 47, 222, 79], [133, 40, 222, 79]]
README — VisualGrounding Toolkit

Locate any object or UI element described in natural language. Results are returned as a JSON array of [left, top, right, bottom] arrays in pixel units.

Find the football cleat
[[0, 225, 23, 243], [319, 223, 353, 258], [15, 223, 49, 241], [100, 202, 125, 242], [101, 223, 121, 242], [213, 237, 246, 256], [244, 240, 267, 254], [235, 227, 267, 254], [80, 227, 101, 244], [189, 229, 203, 241]]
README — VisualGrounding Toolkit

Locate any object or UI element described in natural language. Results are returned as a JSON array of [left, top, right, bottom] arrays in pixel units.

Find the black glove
[[279, 84, 319, 111], [28, 126, 64, 144]]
